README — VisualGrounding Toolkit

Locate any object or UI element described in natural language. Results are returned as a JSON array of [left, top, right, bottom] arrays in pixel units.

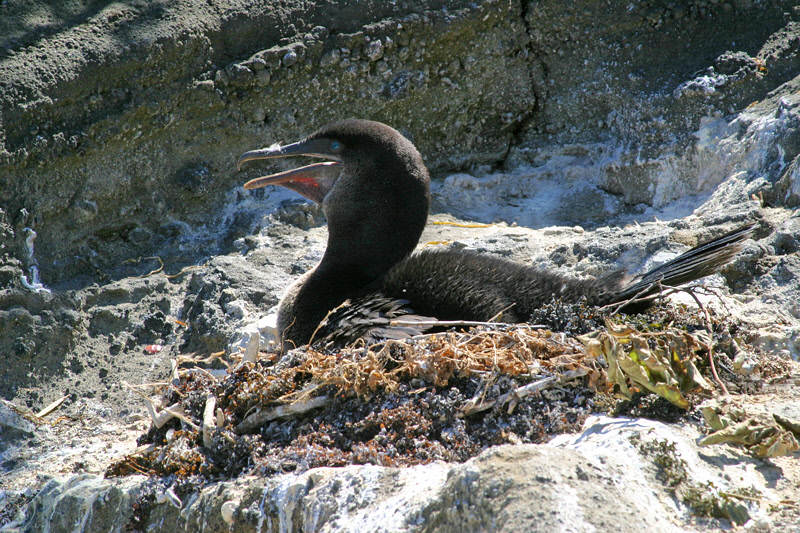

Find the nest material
[[107, 302, 795, 483]]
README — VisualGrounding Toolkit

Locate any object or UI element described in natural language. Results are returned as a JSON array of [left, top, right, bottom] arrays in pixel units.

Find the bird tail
[[613, 223, 755, 308]]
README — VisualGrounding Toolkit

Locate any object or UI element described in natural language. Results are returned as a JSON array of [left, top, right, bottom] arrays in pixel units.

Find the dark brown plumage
[[238, 119, 754, 349]]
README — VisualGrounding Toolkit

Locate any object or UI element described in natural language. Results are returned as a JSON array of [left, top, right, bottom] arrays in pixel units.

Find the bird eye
[[330, 141, 342, 152]]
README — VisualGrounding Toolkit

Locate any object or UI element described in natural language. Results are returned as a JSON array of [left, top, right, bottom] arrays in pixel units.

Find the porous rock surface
[[11, 415, 800, 532], [1, 1, 800, 532]]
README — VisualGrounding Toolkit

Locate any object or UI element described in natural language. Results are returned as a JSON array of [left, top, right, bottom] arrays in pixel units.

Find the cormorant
[[238, 119, 754, 349]]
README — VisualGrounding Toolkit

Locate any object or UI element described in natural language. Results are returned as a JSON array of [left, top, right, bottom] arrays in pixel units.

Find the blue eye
[[331, 141, 342, 151]]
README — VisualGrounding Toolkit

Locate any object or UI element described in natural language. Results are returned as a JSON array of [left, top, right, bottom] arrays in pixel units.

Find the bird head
[[238, 119, 431, 278]]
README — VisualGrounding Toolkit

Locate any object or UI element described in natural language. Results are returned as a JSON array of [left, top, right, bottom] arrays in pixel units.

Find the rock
[[18, 415, 796, 532], [2, 0, 800, 531], [0, 400, 36, 448], [227, 322, 261, 363]]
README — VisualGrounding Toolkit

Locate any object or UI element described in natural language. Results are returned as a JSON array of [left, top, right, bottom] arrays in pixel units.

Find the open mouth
[[237, 137, 343, 204]]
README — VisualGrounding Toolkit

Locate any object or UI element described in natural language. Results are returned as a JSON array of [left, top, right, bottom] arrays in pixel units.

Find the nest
[[107, 301, 796, 484]]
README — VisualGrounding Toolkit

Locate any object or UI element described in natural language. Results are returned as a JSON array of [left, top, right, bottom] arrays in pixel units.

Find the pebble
[[249, 57, 267, 71], [282, 50, 297, 67], [320, 49, 340, 67], [365, 39, 384, 61], [221, 500, 238, 524]]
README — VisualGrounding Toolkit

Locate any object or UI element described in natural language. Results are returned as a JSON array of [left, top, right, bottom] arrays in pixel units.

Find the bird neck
[[277, 261, 378, 347], [321, 230, 420, 280], [277, 209, 424, 347]]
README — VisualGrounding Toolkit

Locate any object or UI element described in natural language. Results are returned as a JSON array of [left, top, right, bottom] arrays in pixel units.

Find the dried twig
[[121, 380, 198, 430], [139, 256, 164, 278], [488, 303, 516, 323], [165, 263, 205, 279], [235, 395, 332, 434], [431, 221, 493, 228], [462, 376, 557, 416], [677, 286, 729, 397], [390, 318, 514, 328], [461, 368, 589, 417], [603, 280, 665, 315], [35, 395, 69, 418], [202, 395, 217, 448]]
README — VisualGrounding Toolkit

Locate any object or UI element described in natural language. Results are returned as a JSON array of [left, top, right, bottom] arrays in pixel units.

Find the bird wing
[[313, 295, 435, 346]]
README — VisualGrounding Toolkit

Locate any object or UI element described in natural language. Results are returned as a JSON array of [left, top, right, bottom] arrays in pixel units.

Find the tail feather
[[615, 223, 755, 303]]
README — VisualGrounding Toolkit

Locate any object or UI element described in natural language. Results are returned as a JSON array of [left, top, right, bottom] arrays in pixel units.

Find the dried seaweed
[[579, 318, 714, 409], [107, 303, 794, 484], [699, 400, 800, 457], [108, 326, 602, 480]]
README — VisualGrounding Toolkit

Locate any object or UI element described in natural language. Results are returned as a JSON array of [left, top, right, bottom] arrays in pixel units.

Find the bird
[[237, 119, 755, 349]]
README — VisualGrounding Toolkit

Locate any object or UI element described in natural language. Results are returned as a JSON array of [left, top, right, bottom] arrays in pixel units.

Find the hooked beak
[[237, 137, 343, 205]]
